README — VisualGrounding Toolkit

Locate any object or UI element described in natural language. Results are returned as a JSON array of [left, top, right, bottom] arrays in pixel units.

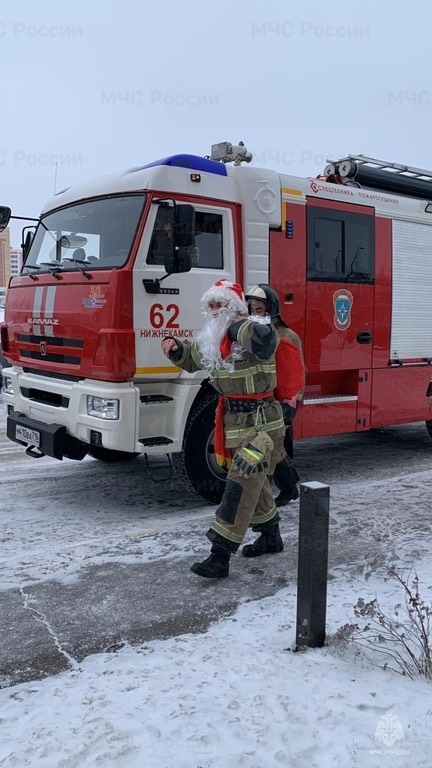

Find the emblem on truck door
[[82, 285, 107, 308], [333, 289, 353, 330]]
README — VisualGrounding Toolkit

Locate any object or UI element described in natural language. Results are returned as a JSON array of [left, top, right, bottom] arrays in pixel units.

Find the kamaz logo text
[[28, 317, 59, 325]]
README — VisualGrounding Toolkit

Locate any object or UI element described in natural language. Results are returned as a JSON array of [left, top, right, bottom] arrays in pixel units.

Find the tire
[[426, 421, 432, 439], [87, 446, 139, 462], [172, 388, 227, 504]]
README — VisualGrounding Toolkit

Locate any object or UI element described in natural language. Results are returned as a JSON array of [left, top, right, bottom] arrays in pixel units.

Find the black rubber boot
[[242, 520, 284, 558], [190, 543, 231, 578], [273, 457, 300, 507]]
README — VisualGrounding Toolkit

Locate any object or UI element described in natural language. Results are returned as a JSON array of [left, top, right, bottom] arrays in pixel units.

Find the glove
[[281, 402, 296, 423], [232, 430, 274, 478]]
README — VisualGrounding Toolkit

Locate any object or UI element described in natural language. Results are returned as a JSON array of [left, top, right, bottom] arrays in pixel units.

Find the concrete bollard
[[295, 481, 330, 648]]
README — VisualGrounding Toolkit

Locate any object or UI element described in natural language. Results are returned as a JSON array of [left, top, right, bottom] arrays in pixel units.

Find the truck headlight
[[3, 376, 13, 394], [87, 396, 119, 420]]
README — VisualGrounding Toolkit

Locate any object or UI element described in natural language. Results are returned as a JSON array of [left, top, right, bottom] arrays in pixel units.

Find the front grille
[[17, 334, 83, 348], [23, 367, 83, 382], [17, 334, 83, 367], [20, 387, 70, 408], [20, 350, 81, 364]]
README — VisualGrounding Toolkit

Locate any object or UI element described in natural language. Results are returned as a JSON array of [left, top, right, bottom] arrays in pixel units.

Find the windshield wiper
[[22, 264, 42, 281], [63, 257, 92, 280], [39, 262, 64, 280]]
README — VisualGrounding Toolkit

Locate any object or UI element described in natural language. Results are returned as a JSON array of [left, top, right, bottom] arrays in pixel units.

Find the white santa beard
[[196, 309, 239, 372]]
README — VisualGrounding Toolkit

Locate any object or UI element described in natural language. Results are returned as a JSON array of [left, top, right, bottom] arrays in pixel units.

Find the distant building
[[0, 228, 11, 288], [10, 248, 23, 276], [0, 231, 23, 287]]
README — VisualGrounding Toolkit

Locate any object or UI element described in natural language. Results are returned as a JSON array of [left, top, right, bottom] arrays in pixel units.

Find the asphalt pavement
[[0, 499, 393, 689], [1, 537, 299, 687]]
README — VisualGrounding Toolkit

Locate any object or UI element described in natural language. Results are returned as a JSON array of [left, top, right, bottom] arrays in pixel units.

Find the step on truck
[[1, 143, 432, 503]]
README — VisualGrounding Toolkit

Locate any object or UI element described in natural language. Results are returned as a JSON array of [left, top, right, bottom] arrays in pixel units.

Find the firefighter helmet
[[245, 284, 281, 318]]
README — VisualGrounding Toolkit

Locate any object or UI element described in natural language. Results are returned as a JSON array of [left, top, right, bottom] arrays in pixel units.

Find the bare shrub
[[331, 567, 432, 680]]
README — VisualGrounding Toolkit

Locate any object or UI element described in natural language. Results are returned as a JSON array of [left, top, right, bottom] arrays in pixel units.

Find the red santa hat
[[200, 279, 247, 314]]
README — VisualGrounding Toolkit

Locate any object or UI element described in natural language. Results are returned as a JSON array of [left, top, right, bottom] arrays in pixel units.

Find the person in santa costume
[[161, 279, 285, 579]]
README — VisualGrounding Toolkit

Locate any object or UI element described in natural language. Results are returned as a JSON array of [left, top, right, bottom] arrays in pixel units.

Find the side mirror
[[0, 207, 11, 232], [143, 201, 194, 292], [163, 204, 195, 275], [21, 228, 35, 260], [174, 204, 195, 248], [164, 245, 192, 275]]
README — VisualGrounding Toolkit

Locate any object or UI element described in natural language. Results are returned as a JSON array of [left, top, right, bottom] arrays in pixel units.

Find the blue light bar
[[132, 154, 227, 176]]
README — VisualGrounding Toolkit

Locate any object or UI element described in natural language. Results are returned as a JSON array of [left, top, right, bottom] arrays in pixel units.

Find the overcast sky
[[1, 0, 429, 247]]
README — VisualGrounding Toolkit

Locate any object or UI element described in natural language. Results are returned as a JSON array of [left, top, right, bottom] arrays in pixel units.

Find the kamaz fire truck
[[1, 142, 432, 503]]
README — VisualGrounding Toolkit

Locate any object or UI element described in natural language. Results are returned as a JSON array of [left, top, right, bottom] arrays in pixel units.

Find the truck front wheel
[[172, 390, 226, 504]]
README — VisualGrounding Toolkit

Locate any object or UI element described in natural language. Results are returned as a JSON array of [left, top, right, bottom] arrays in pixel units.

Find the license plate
[[16, 425, 40, 447]]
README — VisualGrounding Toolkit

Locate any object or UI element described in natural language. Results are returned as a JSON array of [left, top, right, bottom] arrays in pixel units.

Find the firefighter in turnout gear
[[161, 279, 286, 578], [245, 284, 305, 507]]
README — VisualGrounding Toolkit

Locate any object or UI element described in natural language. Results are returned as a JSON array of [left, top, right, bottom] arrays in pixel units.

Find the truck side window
[[193, 211, 223, 269], [147, 207, 174, 266], [146, 208, 224, 269], [307, 208, 374, 283]]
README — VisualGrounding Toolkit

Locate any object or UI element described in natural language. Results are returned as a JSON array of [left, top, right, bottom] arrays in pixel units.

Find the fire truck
[[1, 143, 432, 503]]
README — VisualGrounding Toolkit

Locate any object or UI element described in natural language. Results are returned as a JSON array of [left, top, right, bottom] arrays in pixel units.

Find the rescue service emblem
[[333, 289, 353, 330], [82, 285, 107, 309]]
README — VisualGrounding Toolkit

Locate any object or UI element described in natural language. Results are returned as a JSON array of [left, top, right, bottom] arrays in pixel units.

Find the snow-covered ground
[[1, 564, 431, 767], [1, 401, 432, 767]]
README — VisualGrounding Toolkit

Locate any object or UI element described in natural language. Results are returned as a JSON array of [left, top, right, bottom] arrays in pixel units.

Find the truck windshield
[[23, 194, 146, 273]]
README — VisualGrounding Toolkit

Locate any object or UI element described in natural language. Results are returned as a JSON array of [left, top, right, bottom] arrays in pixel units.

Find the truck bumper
[[7, 411, 87, 460]]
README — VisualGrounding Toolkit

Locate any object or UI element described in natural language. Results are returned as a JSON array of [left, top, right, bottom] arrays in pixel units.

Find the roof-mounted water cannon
[[210, 141, 253, 166]]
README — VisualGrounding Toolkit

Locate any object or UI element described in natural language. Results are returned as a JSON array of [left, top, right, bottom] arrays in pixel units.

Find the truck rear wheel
[[172, 389, 226, 504], [87, 446, 139, 462], [426, 421, 432, 439]]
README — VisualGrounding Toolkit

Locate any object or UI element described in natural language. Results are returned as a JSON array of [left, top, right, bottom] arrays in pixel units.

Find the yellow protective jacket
[[169, 318, 285, 451]]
